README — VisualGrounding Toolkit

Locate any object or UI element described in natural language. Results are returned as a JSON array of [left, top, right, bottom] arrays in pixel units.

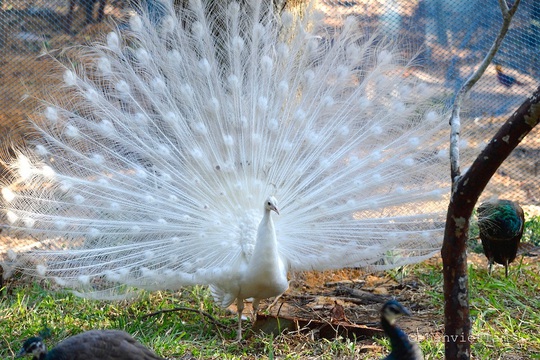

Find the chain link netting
[[321, 0, 540, 212]]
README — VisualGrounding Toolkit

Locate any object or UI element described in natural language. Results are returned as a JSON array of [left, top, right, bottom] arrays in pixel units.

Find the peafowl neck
[[251, 209, 279, 264], [381, 316, 415, 358]]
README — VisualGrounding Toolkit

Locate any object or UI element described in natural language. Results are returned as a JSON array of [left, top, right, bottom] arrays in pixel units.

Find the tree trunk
[[442, 86, 540, 359]]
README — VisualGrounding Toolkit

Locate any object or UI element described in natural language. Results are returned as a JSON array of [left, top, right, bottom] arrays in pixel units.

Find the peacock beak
[[16, 348, 27, 358], [402, 307, 412, 316], [273, 207, 280, 215]]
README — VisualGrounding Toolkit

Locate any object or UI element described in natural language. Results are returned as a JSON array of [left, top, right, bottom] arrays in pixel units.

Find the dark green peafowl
[[380, 300, 423, 360], [477, 199, 525, 277]]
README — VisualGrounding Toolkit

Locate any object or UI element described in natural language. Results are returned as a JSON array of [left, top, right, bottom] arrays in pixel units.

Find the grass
[[2, 257, 540, 359], [419, 260, 540, 359], [524, 215, 540, 246]]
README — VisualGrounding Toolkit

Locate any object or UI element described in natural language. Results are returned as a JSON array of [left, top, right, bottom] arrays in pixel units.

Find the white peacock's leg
[[236, 298, 244, 341], [252, 298, 260, 321]]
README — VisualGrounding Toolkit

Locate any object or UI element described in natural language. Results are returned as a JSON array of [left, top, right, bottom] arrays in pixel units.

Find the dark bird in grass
[[18, 330, 164, 360], [477, 199, 525, 277], [381, 300, 423, 360], [495, 64, 525, 88]]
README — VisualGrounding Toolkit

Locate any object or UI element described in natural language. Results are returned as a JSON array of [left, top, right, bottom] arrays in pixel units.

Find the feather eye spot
[[130, 14, 143, 32], [151, 77, 167, 93], [425, 111, 439, 122], [145, 195, 156, 204], [35, 144, 49, 156], [228, 74, 240, 89], [162, 15, 176, 34], [91, 154, 105, 164], [2, 188, 16, 202], [277, 43, 289, 59], [223, 134, 234, 146], [44, 106, 58, 122], [41, 166, 57, 181], [191, 21, 205, 38], [65, 124, 80, 138], [73, 194, 85, 204], [257, 97, 268, 111], [97, 57, 111, 75], [88, 228, 101, 238], [232, 36, 245, 52], [6, 210, 18, 224], [168, 50, 182, 65], [106, 32, 120, 51], [199, 58, 211, 74], [23, 217, 36, 228], [136, 48, 150, 65], [36, 264, 47, 276], [294, 109, 306, 122], [278, 80, 289, 95], [63, 70, 77, 86], [55, 220, 67, 230]]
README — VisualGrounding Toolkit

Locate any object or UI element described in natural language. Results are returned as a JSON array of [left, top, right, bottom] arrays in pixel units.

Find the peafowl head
[[265, 196, 279, 215], [381, 300, 411, 325], [18, 337, 47, 359]]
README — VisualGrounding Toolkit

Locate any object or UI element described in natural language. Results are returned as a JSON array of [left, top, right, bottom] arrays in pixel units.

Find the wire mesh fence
[[0, 0, 538, 256], [320, 0, 540, 210]]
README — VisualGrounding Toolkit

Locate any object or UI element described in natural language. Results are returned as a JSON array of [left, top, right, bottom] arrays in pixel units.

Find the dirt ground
[[255, 264, 442, 344]]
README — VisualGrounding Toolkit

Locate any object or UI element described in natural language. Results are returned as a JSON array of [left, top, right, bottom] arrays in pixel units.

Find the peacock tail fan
[[1, 0, 470, 299]]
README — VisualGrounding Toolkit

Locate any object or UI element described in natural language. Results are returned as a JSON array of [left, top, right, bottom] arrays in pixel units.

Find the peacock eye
[[267, 202, 271, 205]]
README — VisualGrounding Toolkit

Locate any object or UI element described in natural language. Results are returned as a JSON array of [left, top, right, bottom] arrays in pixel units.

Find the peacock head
[[381, 300, 411, 325], [265, 196, 279, 215], [18, 337, 47, 359]]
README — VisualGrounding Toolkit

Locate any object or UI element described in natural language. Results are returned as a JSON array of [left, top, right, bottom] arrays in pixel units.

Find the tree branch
[[449, 0, 521, 180], [443, 88, 540, 359], [444, 1, 523, 358]]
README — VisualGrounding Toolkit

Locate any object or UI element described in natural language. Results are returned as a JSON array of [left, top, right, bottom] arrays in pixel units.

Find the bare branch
[[449, 0, 521, 180], [498, 0, 510, 15]]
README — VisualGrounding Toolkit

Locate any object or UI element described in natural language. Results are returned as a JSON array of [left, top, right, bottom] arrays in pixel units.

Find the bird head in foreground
[[18, 337, 47, 359], [381, 299, 411, 325], [380, 300, 423, 360]]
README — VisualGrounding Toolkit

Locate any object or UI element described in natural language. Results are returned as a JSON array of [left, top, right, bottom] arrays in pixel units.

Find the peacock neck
[[381, 317, 413, 357], [252, 209, 279, 263]]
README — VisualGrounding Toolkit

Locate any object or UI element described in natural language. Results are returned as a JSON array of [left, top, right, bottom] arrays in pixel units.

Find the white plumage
[[2, 0, 458, 337]]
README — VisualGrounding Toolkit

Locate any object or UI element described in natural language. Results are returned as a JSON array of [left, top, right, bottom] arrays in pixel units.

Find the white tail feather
[[3, 0, 462, 299]]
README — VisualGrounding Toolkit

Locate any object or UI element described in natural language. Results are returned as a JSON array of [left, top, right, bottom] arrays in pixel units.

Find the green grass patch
[[1, 259, 539, 359], [416, 260, 540, 359], [524, 215, 540, 246]]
